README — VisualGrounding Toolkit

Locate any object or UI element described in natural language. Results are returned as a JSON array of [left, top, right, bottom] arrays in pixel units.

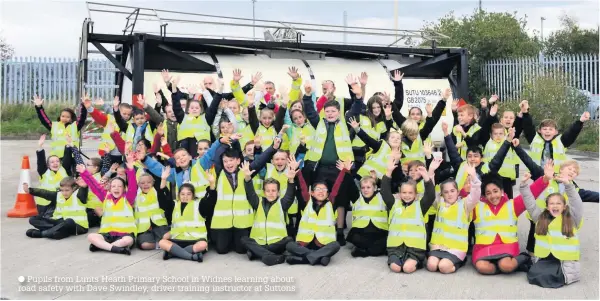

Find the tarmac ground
[[1, 140, 598, 299]]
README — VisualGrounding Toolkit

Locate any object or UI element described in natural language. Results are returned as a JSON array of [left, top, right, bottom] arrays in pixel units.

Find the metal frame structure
[[78, 2, 469, 105]]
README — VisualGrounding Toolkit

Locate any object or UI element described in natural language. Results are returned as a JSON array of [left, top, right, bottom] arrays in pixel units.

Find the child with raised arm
[[34, 134, 73, 218], [241, 160, 297, 266], [519, 171, 583, 288], [79, 152, 138, 255]]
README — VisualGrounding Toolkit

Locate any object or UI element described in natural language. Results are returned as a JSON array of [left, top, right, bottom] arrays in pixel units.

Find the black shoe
[[192, 252, 203, 263], [351, 247, 369, 258], [89, 244, 101, 252], [286, 255, 305, 265], [262, 255, 285, 266], [26, 229, 42, 238], [336, 230, 346, 247], [247, 250, 255, 261], [163, 251, 172, 260], [320, 256, 331, 266], [110, 246, 131, 255], [516, 252, 532, 272]]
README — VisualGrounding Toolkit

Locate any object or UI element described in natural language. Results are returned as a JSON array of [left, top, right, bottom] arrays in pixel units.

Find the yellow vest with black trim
[[50, 121, 79, 158], [319, 97, 345, 118], [86, 173, 104, 210], [124, 123, 154, 149], [483, 139, 518, 180], [473, 199, 518, 245], [99, 197, 137, 235], [177, 114, 210, 141], [52, 191, 88, 229], [290, 123, 315, 156], [305, 119, 354, 162], [250, 199, 288, 245], [430, 198, 470, 252], [296, 200, 336, 244], [134, 188, 167, 234], [534, 215, 580, 261], [401, 135, 425, 164], [264, 164, 298, 215], [351, 193, 389, 230], [213, 171, 254, 229], [357, 141, 392, 179], [99, 115, 122, 153], [171, 199, 207, 241], [530, 134, 567, 173], [352, 116, 384, 148], [37, 168, 69, 206], [387, 200, 427, 249], [453, 123, 481, 160]]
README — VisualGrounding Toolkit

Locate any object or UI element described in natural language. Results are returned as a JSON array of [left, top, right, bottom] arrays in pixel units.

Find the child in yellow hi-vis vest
[[79, 152, 138, 256], [381, 158, 436, 274], [241, 160, 297, 266], [35, 135, 73, 219], [134, 174, 169, 250], [519, 172, 583, 288], [451, 104, 482, 160]]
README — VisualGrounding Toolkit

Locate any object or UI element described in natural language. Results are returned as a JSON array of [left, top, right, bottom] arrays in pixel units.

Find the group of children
[[25, 67, 597, 289]]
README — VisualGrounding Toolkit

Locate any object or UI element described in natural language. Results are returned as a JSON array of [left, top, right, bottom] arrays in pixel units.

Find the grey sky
[[1, 0, 598, 57]]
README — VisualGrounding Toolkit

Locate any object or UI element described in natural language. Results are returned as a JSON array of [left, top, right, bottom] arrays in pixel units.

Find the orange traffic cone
[[7, 156, 38, 218]]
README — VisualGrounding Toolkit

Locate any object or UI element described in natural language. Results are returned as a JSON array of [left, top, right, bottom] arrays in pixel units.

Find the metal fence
[[1, 58, 116, 104]]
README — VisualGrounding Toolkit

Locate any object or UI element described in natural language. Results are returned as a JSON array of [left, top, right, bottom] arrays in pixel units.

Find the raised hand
[[507, 127, 515, 141], [480, 98, 488, 109], [392, 70, 404, 82], [232, 69, 243, 82], [512, 138, 520, 147], [156, 123, 164, 136], [521, 172, 531, 184], [125, 151, 135, 169], [464, 162, 477, 178], [451, 98, 460, 112], [22, 183, 30, 194], [279, 85, 290, 106], [65, 133, 73, 147], [280, 124, 290, 134], [426, 103, 433, 117], [286, 165, 299, 180], [335, 160, 352, 171], [347, 116, 360, 130], [219, 136, 231, 146], [554, 173, 570, 184], [253, 135, 261, 147], [303, 80, 313, 96], [453, 124, 465, 136], [489, 103, 498, 117], [580, 111, 590, 122], [386, 156, 398, 175], [76, 164, 86, 174], [423, 140, 433, 158], [543, 159, 555, 182], [429, 157, 443, 173], [273, 136, 282, 149], [489, 94, 498, 104], [345, 74, 356, 86], [161, 69, 171, 83], [287, 67, 299, 80], [161, 166, 171, 180], [441, 121, 449, 136], [230, 133, 242, 141], [359, 72, 368, 85], [207, 172, 216, 187], [384, 104, 392, 119], [171, 76, 181, 93], [441, 88, 451, 101], [75, 177, 88, 188], [137, 94, 146, 108], [351, 84, 362, 98], [519, 100, 529, 113], [417, 166, 430, 182], [32, 95, 44, 107], [287, 157, 300, 171], [113, 96, 121, 110], [241, 161, 255, 180], [110, 163, 119, 173], [251, 72, 263, 85], [38, 134, 46, 148], [381, 91, 391, 103], [369, 170, 377, 179]]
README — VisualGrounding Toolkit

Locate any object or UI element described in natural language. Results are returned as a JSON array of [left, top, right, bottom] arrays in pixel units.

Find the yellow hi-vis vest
[[525, 181, 581, 226], [99, 197, 137, 235], [212, 171, 254, 229], [289, 123, 315, 156], [125, 123, 154, 149], [305, 119, 354, 162], [430, 198, 469, 252], [187, 161, 210, 199], [483, 139, 518, 180], [351, 116, 384, 148], [387, 200, 427, 249], [257, 125, 277, 150], [351, 193, 389, 230], [454, 162, 471, 192], [534, 215, 580, 261], [50, 121, 79, 158], [177, 114, 210, 141], [319, 97, 345, 118], [296, 200, 336, 245], [473, 199, 518, 245], [250, 199, 288, 245], [238, 120, 255, 150], [288, 77, 303, 103], [52, 191, 88, 229], [401, 135, 425, 164], [86, 173, 104, 210], [99, 115, 123, 153], [265, 164, 298, 215], [134, 188, 167, 234], [231, 80, 249, 107], [530, 134, 567, 173], [357, 141, 392, 179], [171, 199, 207, 241], [37, 167, 69, 206], [453, 123, 481, 160]]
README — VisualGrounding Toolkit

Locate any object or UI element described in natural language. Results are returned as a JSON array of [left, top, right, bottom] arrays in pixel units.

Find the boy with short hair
[[451, 104, 482, 160], [482, 123, 520, 198]]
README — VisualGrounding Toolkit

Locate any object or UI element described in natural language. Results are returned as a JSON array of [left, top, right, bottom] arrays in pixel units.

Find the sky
[[1, 0, 599, 58]]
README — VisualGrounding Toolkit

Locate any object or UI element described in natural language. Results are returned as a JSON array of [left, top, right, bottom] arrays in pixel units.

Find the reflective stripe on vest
[[99, 197, 137, 235], [134, 188, 167, 233], [86, 173, 103, 210], [257, 125, 277, 150], [125, 124, 154, 150], [305, 119, 354, 162], [351, 193, 389, 230], [430, 198, 469, 251], [454, 162, 470, 191], [213, 171, 254, 229], [474, 200, 518, 244], [357, 141, 392, 179], [352, 116, 382, 148], [264, 164, 298, 215], [50, 121, 79, 158], [36, 168, 69, 206], [52, 191, 88, 228], [290, 123, 315, 155], [483, 139, 518, 179], [387, 201, 426, 249], [189, 161, 210, 199], [453, 123, 481, 160], [177, 114, 210, 141], [171, 199, 207, 241], [250, 199, 288, 245], [401, 135, 425, 164], [534, 215, 580, 261], [296, 200, 336, 245], [529, 134, 567, 173], [99, 115, 122, 152]]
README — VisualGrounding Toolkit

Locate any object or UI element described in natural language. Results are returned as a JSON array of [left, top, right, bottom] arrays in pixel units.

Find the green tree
[[544, 14, 599, 56], [0, 34, 15, 61], [421, 9, 542, 101]]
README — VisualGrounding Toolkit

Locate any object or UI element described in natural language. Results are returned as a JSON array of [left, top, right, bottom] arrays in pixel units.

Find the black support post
[[456, 49, 469, 101], [131, 33, 145, 108]]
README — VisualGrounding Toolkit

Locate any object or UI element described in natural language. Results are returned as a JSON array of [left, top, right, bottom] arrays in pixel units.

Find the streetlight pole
[[541, 17, 546, 42], [252, 0, 257, 40]]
